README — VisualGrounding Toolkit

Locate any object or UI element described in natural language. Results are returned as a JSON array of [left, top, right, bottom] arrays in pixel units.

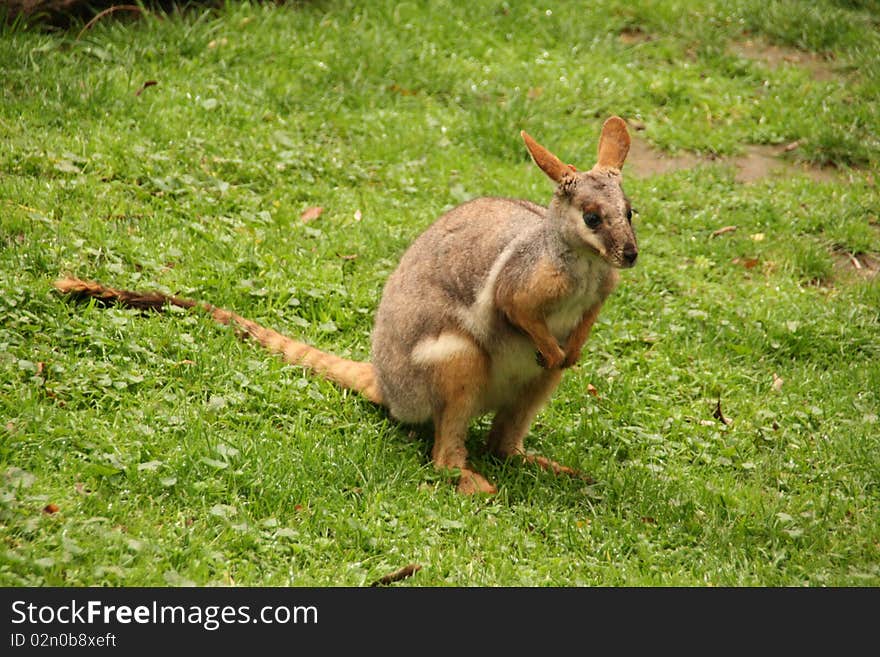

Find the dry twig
[[370, 564, 422, 587], [76, 4, 143, 41]]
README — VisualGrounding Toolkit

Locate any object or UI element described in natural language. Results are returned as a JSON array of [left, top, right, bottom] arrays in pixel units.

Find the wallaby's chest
[[546, 257, 606, 342]]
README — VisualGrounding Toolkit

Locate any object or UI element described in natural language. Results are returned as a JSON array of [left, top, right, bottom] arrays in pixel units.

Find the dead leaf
[[782, 140, 802, 152], [713, 399, 732, 426], [74, 482, 91, 495], [527, 87, 543, 100], [135, 80, 158, 97], [337, 253, 358, 261], [732, 257, 760, 269], [772, 372, 784, 392], [750, 233, 765, 242], [846, 252, 862, 270], [586, 383, 599, 398], [43, 503, 60, 514], [300, 206, 323, 223], [388, 84, 418, 96], [370, 564, 422, 587], [640, 516, 656, 524], [711, 225, 738, 238], [353, 209, 362, 222]]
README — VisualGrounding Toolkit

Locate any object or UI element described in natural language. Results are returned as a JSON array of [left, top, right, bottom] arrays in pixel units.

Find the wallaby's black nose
[[623, 247, 638, 266]]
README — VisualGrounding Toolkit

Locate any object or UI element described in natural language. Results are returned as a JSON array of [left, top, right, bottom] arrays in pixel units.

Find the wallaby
[[55, 116, 637, 495]]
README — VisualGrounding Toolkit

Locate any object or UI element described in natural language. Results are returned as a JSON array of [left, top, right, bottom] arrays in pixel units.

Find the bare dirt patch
[[729, 38, 838, 82], [619, 27, 654, 45], [626, 136, 842, 184], [626, 137, 705, 177], [732, 144, 839, 184], [832, 248, 880, 280]]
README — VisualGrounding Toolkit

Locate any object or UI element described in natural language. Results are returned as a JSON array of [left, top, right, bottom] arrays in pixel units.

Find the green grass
[[1, 0, 878, 586]]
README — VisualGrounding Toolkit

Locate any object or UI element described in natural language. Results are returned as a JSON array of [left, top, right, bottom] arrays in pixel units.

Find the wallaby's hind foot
[[486, 370, 561, 457], [428, 336, 497, 495], [518, 453, 592, 483], [485, 368, 590, 482], [456, 468, 497, 495]]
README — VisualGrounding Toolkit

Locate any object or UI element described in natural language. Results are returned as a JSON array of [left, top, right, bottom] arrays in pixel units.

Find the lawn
[[1, 0, 878, 586]]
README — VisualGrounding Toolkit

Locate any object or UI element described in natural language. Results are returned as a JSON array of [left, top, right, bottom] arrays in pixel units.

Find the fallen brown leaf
[[782, 140, 802, 152], [300, 206, 324, 223], [732, 257, 760, 269], [370, 564, 422, 587], [713, 398, 732, 426], [711, 225, 738, 238], [43, 503, 60, 514], [527, 87, 543, 100], [135, 80, 158, 97], [772, 372, 784, 392], [586, 383, 599, 398], [337, 253, 359, 261], [389, 84, 418, 96]]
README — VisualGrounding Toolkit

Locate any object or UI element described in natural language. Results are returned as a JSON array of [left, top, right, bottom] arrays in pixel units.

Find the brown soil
[[729, 38, 838, 82], [626, 138, 705, 177], [832, 249, 880, 279], [619, 27, 654, 45], [732, 145, 839, 184], [626, 137, 841, 184]]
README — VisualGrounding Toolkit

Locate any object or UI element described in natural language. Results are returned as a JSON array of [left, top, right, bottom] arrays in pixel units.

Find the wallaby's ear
[[595, 116, 631, 171], [521, 131, 576, 183]]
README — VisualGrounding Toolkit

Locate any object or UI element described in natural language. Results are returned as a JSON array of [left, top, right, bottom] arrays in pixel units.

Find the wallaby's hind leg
[[430, 345, 496, 495], [487, 370, 583, 479]]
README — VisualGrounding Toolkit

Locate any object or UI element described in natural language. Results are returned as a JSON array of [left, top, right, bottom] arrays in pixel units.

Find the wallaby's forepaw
[[535, 347, 565, 370], [456, 468, 498, 495]]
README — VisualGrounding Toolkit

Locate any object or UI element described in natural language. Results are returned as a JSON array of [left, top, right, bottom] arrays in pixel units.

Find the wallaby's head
[[521, 116, 638, 269]]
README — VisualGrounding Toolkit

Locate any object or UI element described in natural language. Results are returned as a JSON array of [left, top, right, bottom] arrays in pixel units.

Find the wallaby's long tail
[[53, 276, 384, 405]]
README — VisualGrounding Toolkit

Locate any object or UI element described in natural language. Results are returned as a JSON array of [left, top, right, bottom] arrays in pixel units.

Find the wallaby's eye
[[583, 211, 602, 229], [626, 208, 633, 223]]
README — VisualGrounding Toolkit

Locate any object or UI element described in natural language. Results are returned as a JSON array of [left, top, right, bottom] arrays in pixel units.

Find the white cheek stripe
[[411, 332, 478, 366], [564, 204, 606, 257]]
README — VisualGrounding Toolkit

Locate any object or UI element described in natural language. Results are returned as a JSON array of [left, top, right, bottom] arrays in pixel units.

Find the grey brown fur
[[55, 116, 637, 495]]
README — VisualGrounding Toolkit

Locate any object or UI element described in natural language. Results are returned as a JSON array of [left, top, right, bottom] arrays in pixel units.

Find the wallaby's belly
[[482, 334, 544, 411]]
